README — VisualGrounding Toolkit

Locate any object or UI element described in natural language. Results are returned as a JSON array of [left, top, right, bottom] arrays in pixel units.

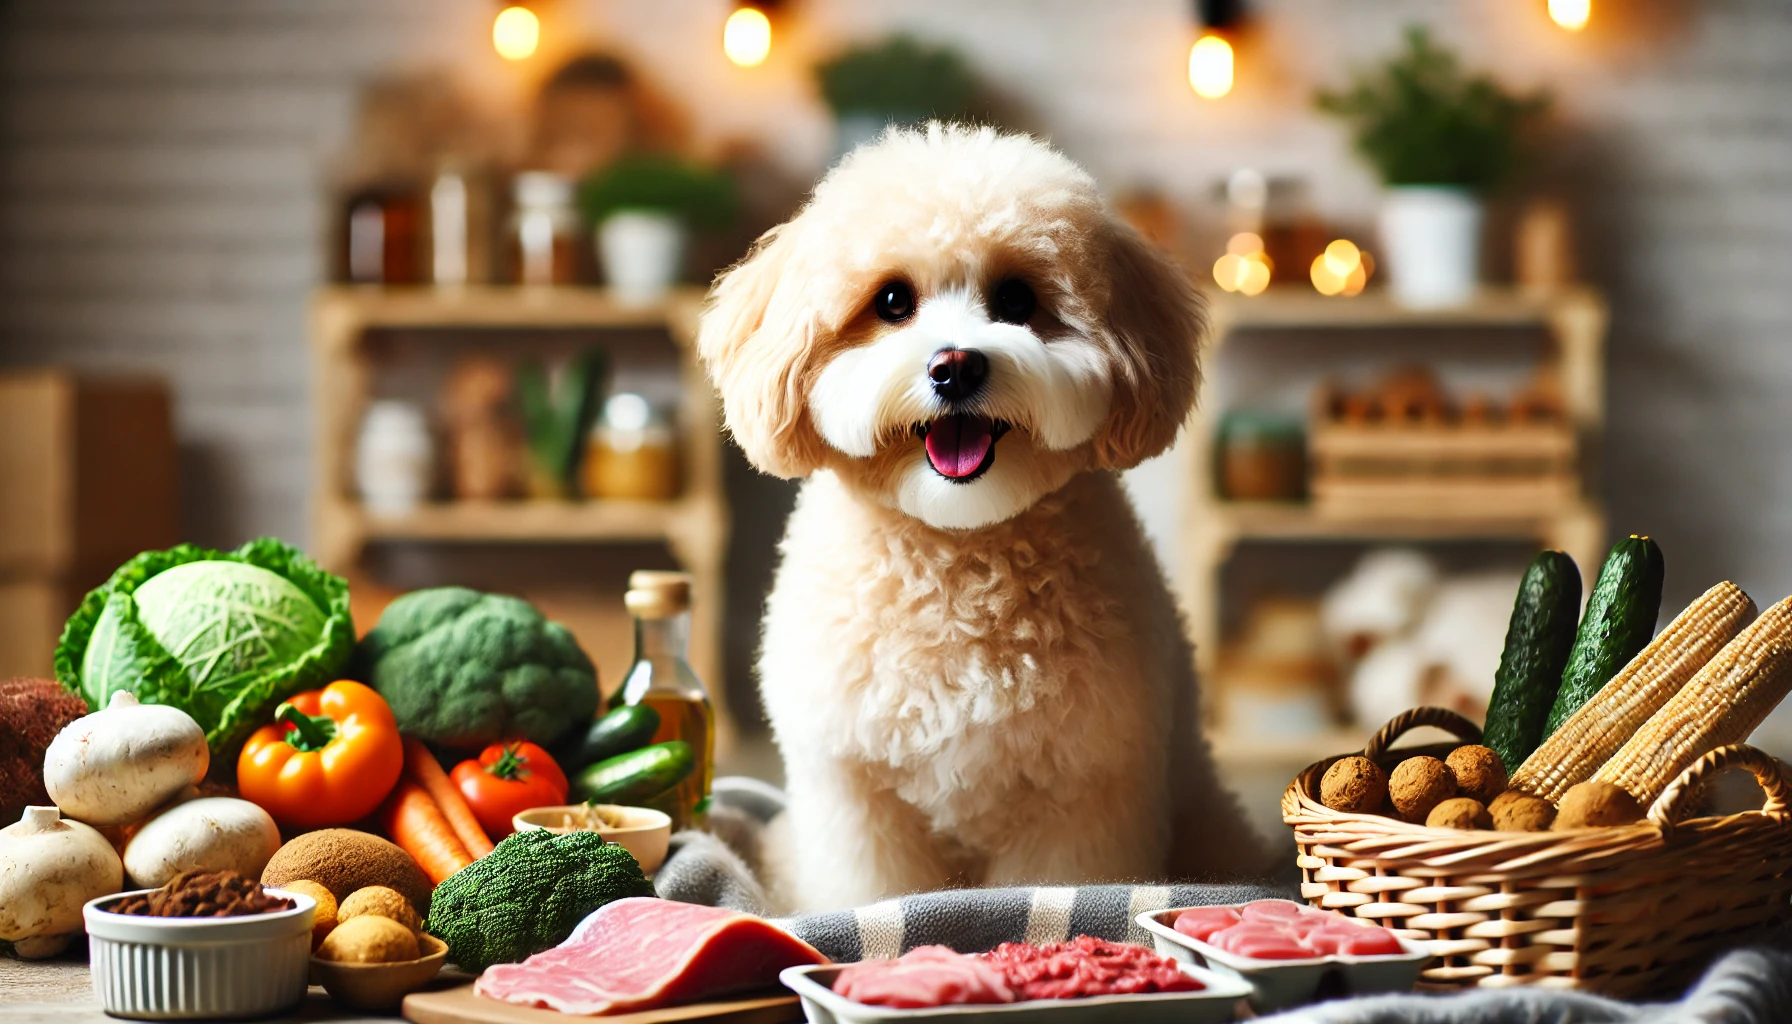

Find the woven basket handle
[[1363, 706, 1484, 761], [1648, 743, 1792, 833]]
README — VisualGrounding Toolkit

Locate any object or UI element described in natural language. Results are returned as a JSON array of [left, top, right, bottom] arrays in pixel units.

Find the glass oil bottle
[[617, 571, 713, 829]]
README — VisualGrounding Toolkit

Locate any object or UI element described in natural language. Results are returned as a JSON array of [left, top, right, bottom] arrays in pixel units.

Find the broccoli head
[[426, 829, 654, 971], [354, 586, 599, 750]]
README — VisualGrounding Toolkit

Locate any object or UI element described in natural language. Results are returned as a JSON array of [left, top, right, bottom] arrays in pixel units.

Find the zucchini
[[564, 704, 662, 770], [1482, 550, 1581, 769], [571, 740, 694, 805], [1544, 535, 1665, 735]]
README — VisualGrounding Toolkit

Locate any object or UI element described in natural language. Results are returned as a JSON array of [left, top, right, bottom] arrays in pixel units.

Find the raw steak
[[474, 897, 828, 1015], [834, 946, 1015, 1008]]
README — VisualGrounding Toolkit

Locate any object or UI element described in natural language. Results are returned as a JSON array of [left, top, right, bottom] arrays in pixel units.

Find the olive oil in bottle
[[618, 571, 713, 830]]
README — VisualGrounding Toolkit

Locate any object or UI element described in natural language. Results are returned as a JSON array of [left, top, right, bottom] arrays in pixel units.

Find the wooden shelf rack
[[309, 285, 732, 733], [1182, 286, 1610, 766]]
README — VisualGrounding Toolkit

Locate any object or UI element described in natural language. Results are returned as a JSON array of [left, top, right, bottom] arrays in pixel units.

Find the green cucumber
[[1482, 550, 1581, 769], [571, 740, 694, 805], [565, 704, 662, 770], [1544, 535, 1665, 735]]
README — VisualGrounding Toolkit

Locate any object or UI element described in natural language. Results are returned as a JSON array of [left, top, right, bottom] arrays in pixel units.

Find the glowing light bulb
[[1549, 0, 1590, 31], [493, 6, 540, 61], [1188, 34, 1234, 99], [1322, 239, 1361, 277], [723, 6, 772, 68]]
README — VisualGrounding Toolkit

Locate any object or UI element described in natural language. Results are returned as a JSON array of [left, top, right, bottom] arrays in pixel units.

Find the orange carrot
[[403, 736, 495, 858], [380, 780, 473, 884]]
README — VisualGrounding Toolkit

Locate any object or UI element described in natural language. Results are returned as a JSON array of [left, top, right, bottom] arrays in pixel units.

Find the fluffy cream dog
[[699, 124, 1264, 913]]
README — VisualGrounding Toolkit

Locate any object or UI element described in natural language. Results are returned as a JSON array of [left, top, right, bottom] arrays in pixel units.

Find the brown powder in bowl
[[111, 869, 294, 917]]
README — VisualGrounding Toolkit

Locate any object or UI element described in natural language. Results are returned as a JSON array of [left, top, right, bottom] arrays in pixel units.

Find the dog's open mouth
[[914, 415, 1011, 482]]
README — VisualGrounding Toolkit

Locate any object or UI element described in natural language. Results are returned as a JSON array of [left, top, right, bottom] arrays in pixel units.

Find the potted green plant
[[1317, 28, 1548, 307], [578, 155, 738, 304], [815, 35, 978, 159]]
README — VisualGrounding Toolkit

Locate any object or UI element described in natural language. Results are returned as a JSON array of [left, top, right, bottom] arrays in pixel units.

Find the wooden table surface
[[0, 956, 475, 1023]]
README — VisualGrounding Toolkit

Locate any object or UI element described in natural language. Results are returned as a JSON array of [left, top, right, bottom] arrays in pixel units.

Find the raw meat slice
[[1240, 900, 1306, 922], [1308, 926, 1404, 957], [1209, 923, 1311, 959], [475, 897, 827, 1015], [834, 946, 1015, 1008], [1173, 906, 1242, 942]]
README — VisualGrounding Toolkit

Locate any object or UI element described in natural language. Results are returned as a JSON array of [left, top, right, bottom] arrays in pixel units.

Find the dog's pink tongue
[[924, 415, 995, 478]]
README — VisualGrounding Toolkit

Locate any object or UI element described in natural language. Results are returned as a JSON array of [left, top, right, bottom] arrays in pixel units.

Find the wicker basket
[[1282, 706, 1792, 996]]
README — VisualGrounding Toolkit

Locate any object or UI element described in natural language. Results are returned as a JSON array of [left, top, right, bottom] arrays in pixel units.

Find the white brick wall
[[2, 0, 1790, 610]]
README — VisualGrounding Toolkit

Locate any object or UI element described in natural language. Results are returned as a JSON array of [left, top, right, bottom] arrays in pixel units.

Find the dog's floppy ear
[[698, 220, 829, 478], [1090, 223, 1205, 470]]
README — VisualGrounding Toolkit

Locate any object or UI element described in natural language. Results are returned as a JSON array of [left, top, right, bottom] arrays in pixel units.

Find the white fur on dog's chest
[[761, 471, 1167, 843]]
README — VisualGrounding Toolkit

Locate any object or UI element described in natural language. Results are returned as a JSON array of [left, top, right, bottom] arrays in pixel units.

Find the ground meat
[[111, 869, 295, 918], [833, 937, 1199, 1009], [981, 935, 1202, 1000]]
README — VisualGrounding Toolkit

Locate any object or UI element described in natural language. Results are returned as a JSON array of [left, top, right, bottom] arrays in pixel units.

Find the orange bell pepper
[[237, 680, 404, 828]]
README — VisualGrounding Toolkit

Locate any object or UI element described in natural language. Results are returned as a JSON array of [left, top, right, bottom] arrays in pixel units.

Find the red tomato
[[450, 740, 569, 839]]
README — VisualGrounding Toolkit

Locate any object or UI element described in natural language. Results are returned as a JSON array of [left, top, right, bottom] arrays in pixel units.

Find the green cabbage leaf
[[54, 538, 354, 753]]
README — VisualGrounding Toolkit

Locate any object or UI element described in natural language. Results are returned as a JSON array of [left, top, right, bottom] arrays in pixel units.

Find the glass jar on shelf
[[508, 171, 580, 286], [1216, 410, 1305, 502], [583, 392, 680, 501], [615, 571, 713, 831]]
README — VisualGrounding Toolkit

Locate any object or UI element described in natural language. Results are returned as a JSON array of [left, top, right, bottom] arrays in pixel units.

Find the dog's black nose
[[928, 349, 988, 402]]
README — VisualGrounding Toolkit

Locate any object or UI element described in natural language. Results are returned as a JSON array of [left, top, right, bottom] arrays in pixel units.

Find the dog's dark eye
[[874, 281, 915, 323], [990, 279, 1036, 325]]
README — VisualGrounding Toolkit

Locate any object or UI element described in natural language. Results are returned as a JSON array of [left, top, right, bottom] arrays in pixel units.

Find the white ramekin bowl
[[83, 888, 316, 1020], [511, 803, 672, 873]]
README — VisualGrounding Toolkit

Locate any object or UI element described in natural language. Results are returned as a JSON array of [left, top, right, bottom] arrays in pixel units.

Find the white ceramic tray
[[1135, 900, 1431, 1012], [84, 887, 316, 1020], [779, 959, 1251, 1024]]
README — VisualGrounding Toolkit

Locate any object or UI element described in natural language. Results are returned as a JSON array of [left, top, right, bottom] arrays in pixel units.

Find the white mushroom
[[123, 797, 282, 888], [0, 806, 124, 958], [44, 691, 210, 826]]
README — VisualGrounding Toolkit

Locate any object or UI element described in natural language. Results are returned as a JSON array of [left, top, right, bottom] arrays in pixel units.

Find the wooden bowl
[[511, 804, 672, 873], [311, 932, 448, 1010]]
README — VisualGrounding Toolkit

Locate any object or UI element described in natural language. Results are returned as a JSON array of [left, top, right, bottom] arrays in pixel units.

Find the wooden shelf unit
[[309, 285, 732, 733], [1181, 286, 1610, 726]]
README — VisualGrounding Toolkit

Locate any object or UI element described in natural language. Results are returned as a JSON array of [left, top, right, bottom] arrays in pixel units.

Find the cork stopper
[[626, 570, 691, 619]]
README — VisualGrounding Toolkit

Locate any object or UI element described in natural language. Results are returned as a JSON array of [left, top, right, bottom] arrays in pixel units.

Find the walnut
[[1388, 756, 1457, 823]]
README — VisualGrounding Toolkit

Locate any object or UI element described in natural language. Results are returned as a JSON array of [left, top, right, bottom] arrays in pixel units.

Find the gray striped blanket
[[654, 780, 1792, 1023]]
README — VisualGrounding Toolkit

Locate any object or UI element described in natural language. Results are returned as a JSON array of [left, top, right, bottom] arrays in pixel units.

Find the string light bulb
[[1189, 0, 1244, 100], [1548, 0, 1590, 31], [1188, 35, 1235, 99], [492, 5, 540, 61], [723, 5, 773, 68]]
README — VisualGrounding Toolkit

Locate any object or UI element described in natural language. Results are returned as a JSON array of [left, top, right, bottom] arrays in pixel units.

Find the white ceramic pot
[[1377, 186, 1483, 308], [598, 211, 686, 306], [355, 400, 432, 517]]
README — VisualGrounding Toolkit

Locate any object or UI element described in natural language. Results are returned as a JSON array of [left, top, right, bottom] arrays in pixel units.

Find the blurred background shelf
[[1206, 499, 1602, 545], [344, 497, 724, 545], [310, 285, 733, 743]]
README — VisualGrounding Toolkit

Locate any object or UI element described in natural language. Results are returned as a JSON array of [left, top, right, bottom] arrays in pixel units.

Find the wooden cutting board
[[402, 982, 803, 1024]]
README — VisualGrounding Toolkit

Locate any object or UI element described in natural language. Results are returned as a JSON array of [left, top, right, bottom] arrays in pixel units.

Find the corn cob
[[1511, 582, 1755, 803], [1593, 594, 1792, 808]]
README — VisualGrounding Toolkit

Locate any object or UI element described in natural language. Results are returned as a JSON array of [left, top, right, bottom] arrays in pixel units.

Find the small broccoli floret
[[354, 587, 599, 749], [426, 829, 654, 971]]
